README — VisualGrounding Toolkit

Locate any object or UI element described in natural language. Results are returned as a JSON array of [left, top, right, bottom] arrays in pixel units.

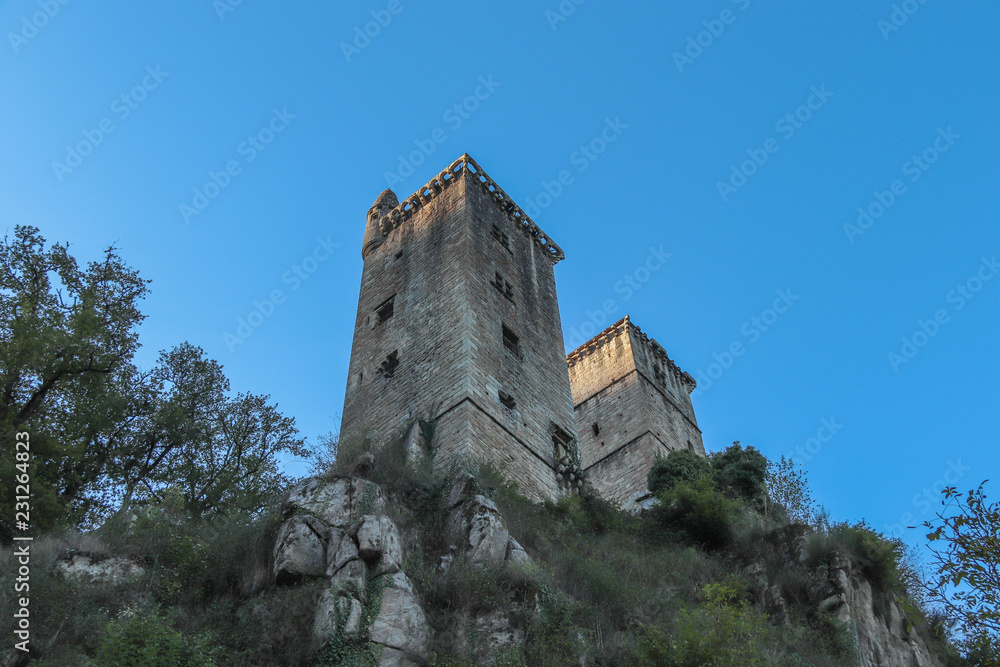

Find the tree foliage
[[766, 455, 819, 525], [647, 448, 712, 496], [1, 226, 306, 535], [924, 480, 1000, 649], [119, 343, 308, 517], [1, 225, 148, 532], [710, 442, 769, 510]]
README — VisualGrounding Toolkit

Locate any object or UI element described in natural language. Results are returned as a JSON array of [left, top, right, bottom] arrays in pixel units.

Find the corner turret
[[362, 188, 398, 259]]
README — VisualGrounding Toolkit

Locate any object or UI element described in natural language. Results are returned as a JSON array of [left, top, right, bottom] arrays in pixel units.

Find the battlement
[[567, 316, 697, 395], [374, 154, 565, 263]]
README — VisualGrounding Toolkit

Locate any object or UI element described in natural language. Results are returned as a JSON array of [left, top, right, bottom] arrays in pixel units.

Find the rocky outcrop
[[54, 550, 145, 584], [748, 525, 943, 667], [274, 471, 536, 666], [276, 473, 430, 666], [445, 472, 532, 570]]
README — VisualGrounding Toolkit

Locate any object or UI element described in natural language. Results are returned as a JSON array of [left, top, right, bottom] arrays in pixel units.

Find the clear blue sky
[[2, 1, 997, 553]]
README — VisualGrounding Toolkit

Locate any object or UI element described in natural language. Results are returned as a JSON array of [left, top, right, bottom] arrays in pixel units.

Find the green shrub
[[648, 450, 712, 497], [95, 607, 218, 666], [710, 442, 769, 510], [524, 586, 586, 667], [828, 522, 907, 596], [634, 580, 787, 666], [655, 478, 739, 550]]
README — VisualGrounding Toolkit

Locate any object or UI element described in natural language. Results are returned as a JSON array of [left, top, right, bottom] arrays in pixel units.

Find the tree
[[1, 225, 148, 533], [766, 455, 818, 525], [1, 226, 307, 533], [924, 481, 1000, 650], [119, 343, 308, 517], [710, 442, 769, 510], [647, 448, 711, 496]]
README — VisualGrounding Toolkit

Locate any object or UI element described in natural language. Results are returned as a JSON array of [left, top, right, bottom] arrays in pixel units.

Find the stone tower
[[339, 154, 579, 501], [568, 316, 704, 507]]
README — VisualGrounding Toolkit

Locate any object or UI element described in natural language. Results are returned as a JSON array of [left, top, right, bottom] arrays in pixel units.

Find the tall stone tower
[[339, 154, 578, 500], [568, 316, 704, 507]]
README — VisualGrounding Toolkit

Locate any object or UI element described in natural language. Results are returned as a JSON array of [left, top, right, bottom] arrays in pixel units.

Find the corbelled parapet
[[567, 315, 696, 394], [373, 153, 565, 263]]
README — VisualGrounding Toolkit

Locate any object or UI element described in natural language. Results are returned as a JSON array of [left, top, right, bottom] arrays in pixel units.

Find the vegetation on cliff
[[1, 227, 997, 665]]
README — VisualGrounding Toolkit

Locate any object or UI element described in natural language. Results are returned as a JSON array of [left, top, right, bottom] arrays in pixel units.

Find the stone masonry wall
[[568, 317, 704, 508], [339, 156, 574, 501], [339, 174, 473, 452]]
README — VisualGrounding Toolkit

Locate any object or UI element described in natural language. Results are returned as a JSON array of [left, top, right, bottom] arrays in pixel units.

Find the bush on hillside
[[654, 478, 739, 550], [710, 442, 769, 510], [648, 449, 712, 497]]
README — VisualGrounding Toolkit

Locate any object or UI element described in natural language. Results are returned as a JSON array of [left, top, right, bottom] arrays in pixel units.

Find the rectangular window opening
[[492, 223, 511, 250], [380, 350, 399, 378], [591, 422, 600, 437], [376, 295, 395, 324], [492, 271, 515, 302], [498, 389, 516, 410], [502, 324, 520, 357]]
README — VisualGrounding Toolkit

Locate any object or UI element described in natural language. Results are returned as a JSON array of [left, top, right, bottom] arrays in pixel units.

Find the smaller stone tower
[[568, 316, 703, 508]]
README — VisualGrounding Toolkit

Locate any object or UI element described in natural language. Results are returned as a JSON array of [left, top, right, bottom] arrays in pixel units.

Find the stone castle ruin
[[339, 154, 704, 509]]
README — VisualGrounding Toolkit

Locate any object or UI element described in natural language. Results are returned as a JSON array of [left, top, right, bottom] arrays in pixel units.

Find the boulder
[[331, 559, 367, 603], [462, 495, 509, 568], [273, 515, 329, 583], [327, 530, 360, 577], [368, 572, 431, 664], [356, 514, 403, 575], [448, 471, 477, 508], [505, 537, 530, 565], [282, 476, 387, 528], [283, 477, 354, 527], [313, 590, 364, 647]]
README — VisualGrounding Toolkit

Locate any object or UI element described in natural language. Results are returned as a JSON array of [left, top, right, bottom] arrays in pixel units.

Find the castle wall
[[459, 173, 577, 473], [339, 157, 574, 500], [584, 432, 668, 506], [433, 399, 560, 501], [340, 176, 474, 451], [568, 318, 703, 508]]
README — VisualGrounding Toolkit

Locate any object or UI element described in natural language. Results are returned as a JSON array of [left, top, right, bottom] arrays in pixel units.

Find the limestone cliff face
[[751, 525, 943, 667], [272, 474, 945, 667], [272, 472, 529, 666]]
